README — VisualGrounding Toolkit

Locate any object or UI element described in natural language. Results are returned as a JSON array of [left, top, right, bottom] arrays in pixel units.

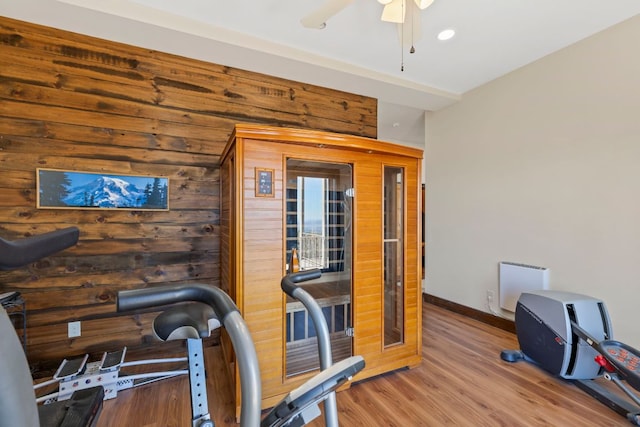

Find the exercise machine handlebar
[[0, 226, 79, 271], [117, 284, 262, 427], [280, 269, 338, 427], [118, 283, 239, 324], [280, 269, 322, 297]]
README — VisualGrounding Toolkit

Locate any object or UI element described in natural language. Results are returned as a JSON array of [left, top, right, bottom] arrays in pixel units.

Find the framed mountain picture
[[37, 169, 169, 211]]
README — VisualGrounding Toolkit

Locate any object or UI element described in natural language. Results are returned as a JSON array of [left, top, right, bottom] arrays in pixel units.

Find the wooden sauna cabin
[[219, 124, 423, 417]]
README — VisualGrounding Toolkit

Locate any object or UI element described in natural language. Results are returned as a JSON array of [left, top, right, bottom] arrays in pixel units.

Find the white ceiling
[[2, 0, 640, 144]]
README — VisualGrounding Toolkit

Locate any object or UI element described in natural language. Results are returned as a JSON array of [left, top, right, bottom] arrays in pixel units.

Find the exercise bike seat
[[0, 227, 79, 270], [153, 302, 222, 341]]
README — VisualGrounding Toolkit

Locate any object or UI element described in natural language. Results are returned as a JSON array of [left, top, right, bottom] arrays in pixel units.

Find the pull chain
[[401, 0, 405, 71], [410, 1, 415, 54]]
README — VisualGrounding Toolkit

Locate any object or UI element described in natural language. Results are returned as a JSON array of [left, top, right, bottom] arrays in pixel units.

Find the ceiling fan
[[301, 0, 434, 30]]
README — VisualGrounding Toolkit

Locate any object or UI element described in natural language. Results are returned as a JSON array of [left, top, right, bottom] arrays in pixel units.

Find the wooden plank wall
[[0, 16, 377, 368]]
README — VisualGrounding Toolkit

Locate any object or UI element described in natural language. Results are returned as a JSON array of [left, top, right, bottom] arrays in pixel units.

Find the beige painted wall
[[425, 15, 640, 348]]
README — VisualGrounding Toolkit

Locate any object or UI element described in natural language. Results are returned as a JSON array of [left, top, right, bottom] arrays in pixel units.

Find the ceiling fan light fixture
[[377, 0, 393, 4]]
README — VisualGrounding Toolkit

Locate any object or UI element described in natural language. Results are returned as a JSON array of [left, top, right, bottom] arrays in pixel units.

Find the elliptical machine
[[0, 227, 104, 427], [501, 290, 640, 425]]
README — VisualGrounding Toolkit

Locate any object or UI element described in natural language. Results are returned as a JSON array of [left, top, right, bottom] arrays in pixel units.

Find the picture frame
[[37, 168, 169, 211], [255, 167, 275, 197]]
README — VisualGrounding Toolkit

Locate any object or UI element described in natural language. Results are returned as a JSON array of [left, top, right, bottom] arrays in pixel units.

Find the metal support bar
[[575, 379, 640, 419], [290, 286, 339, 427], [187, 338, 214, 427]]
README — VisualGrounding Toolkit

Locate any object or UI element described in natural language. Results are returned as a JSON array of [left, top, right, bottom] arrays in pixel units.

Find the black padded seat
[[152, 302, 221, 341]]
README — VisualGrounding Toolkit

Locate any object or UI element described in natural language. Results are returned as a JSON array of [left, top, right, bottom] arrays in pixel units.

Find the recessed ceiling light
[[437, 28, 456, 41]]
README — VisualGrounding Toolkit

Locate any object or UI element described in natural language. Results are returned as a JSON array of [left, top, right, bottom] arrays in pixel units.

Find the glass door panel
[[384, 166, 404, 347], [285, 159, 353, 377]]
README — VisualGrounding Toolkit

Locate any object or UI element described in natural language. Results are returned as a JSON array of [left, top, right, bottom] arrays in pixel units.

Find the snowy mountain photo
[[38, 169, 169, 210], [64, 176, 146, 208]]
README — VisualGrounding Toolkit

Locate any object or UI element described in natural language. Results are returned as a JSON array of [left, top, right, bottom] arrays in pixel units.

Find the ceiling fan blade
[[381, 0, 405, 23], [301, 0, 355, 29], [413, 0, 434, 9]]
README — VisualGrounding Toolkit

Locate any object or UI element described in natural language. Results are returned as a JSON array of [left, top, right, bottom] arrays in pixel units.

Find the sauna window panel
[[285, 158, 353, 377], [383, 166, 405, 347]]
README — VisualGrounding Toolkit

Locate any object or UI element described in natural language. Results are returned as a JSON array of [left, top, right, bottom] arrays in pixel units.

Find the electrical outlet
[[68, 321, 81, 338], [486, 290, 494, 302]]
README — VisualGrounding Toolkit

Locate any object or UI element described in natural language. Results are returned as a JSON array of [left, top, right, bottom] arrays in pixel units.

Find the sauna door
[[284, 159, 353, 377]]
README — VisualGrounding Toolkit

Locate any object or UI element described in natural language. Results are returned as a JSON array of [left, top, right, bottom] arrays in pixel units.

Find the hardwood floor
[[96, 303, 630, 426]]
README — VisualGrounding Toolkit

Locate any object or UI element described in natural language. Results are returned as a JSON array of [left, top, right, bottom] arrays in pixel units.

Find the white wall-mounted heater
[[499, 262, 549, 312]]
